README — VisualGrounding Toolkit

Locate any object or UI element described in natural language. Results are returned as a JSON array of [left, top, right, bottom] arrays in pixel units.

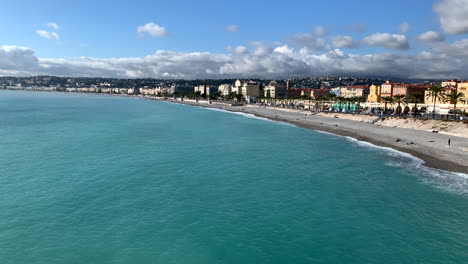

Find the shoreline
[[161, 98, 468, 174], [2, 90, 468, 174]]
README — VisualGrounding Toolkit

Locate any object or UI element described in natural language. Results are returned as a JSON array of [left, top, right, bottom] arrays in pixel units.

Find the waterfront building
[[340, 85, 369, 99], [218, 84, 232, 96], [264, 81, 287, 98], [392, 83, 410, 96], [441, 80, 458, 88], [233, 79, 260, 98], [424, 80, 467, 106], [285, 88, 302, 98], [330, 87, 341, 97], [380, 80, 412, 98], [127, 88, 139, 95], [380, 80, 394, 97], [424, 86, 455, 105], [193, 85, 217, 96], [309, 89, 331, 99], [456, 81, 468, 104], [405, 84, 430, 97], [367, 84, 381, 103], [155, 86, 172, 95], [139, 87, 157, 96]]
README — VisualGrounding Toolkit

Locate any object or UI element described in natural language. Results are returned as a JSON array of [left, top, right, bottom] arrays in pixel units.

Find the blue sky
[[1, 0, 468, 79], [0, 0, 442, 57]]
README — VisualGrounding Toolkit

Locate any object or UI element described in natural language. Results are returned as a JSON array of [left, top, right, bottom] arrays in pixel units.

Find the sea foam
[[344, 136, 468, 195]]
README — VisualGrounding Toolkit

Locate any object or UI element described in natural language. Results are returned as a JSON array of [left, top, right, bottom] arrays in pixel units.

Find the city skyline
[[1, 0, 468, 79]]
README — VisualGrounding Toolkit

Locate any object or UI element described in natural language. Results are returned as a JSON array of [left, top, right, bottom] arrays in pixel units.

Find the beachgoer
[[448, 139, 451, 146]]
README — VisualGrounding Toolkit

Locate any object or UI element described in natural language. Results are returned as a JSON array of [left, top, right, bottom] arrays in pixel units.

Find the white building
[[218, 84, 233, 96]]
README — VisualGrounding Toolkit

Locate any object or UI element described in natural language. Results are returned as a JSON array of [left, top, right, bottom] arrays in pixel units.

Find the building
[[392, 83, 410, 96], [139, 87, 157, 96], [367, 84, 381, 103], [457, 81, 468, 104], [441, 80, 458, 88], [380, 80, 413, 98], [194, 84, 217, 96], [405, 84, 430, 98], [380, 80, 394, 97], [170, 85, 193, 95], [242, 81, 260, 98], [194, 84, 208, 95], [287, 88, 303, 98], [264, 81, 287, 98], [330, 87, 341, 97], [425, 80, 467, 105], [424, 86, 455, 105], [218, 84, 232, 96], [340, 85, 369, 99], [307, 89, 331, 99], [155, 86, 172, 95], [233, 79, 260, 98]]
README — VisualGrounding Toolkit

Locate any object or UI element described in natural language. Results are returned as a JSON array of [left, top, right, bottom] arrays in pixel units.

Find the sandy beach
[[161, 98, 468, 174]]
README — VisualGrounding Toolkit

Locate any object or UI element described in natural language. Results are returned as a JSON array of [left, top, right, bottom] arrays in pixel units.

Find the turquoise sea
[[0, 90, 467, 263]]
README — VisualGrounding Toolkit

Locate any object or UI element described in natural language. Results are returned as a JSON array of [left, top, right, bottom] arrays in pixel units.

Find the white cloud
[[415, 31, 445, 42], [225, 25, 239, 33], [273, 45, 294, 54], [46, 22, 59, 30], [288, 33, 329, 51], [137, 22, 168, 37], [227, 45, 248, 54], [362, 33, 410, 50], [434, 0, 468, 34], [399, 22, 410, 33], [313, 26, 328, 36], [432, 39, 468, 57], [332, 36, 358, 48], [4, 38, 468, 80], [36, 30, 60, 40], [0, 46, 40, 75]]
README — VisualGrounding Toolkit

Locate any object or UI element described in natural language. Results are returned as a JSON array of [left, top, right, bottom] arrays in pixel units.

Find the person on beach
[[448, 139, 451, 146]]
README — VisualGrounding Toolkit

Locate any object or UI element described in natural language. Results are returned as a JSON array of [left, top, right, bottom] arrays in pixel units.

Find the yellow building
[[425, 80, 467, 106], [457, 82, 468, 104], [424, 87, 454, 105], [441, 80, 458, 88], [367, 84, 381, 103]]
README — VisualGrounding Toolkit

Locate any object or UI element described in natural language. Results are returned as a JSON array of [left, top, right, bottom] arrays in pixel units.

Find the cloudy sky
[[1, 0, 468, 79]]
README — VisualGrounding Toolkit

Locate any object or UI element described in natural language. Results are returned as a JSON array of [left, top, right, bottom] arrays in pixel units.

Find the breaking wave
[[344, 136, 468, 196]]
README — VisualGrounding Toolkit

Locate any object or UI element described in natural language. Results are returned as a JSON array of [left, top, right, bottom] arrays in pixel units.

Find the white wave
[[202, 107, 296, 127], [345, 136, 423, 162], [314, 130, 341, 137], [170, 101, 468, 195], [344, 135, 468, 195]]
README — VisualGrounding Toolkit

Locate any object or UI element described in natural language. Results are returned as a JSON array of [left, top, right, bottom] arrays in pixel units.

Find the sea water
[[0, 90, 467, 263]]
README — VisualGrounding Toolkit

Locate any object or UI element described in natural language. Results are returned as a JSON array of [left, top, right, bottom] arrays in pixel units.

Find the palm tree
[[406, 92, 424, 117], [328, 93, 337, 103], [354, 96, 365, 103], [448, 91, 464, 119], [426, 85, 446, 118], [393, 94, 405, 115], [381, 96, 393, 114]]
